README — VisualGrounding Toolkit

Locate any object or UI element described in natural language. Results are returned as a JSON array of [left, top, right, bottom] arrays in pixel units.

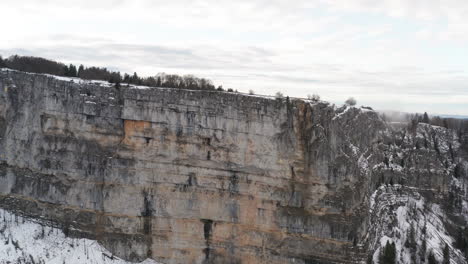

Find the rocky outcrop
[[0, 69, 466, 264]]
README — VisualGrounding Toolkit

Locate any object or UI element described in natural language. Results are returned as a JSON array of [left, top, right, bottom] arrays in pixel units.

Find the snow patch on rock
[[369, 185, 467, 264]]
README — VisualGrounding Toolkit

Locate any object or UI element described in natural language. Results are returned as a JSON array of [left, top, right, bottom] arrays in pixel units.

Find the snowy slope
[[369, 185, 466, 264], [0, 209, 161, 264]]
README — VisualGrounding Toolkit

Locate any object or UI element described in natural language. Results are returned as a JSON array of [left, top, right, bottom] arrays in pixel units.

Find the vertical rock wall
[[0, 70, 466, 264]]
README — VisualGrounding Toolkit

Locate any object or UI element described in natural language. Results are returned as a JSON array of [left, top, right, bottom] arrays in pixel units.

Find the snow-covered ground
[[0, 209, 160, 264], [370, 185, 466, 264]]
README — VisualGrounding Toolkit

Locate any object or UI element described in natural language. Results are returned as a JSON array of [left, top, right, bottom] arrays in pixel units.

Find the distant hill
[[438, 114, 468, 119]]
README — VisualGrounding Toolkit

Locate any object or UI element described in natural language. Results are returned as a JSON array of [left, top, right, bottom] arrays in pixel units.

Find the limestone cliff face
[[0, 69, 466, 264]]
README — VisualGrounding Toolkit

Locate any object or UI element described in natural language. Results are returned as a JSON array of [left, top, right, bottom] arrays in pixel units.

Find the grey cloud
[[2, 35, 467, 115], [0, 41, 280, 73], [3, 42, 467, 98]]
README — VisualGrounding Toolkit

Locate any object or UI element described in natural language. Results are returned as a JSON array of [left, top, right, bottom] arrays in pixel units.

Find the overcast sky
[[1, 0, 467, 115]]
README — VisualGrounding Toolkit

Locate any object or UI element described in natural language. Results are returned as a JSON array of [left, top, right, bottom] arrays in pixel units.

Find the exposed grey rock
[[0, 69, 466, 264]]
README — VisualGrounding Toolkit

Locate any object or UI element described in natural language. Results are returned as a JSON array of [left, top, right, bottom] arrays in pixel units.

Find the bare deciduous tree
[[307, 94, 320, 101], [345, 97, 357, 106], [275, 91, 284, 99]]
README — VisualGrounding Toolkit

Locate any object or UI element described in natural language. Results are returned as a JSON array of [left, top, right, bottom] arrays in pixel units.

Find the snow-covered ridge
[[0, 209, 161, 264]]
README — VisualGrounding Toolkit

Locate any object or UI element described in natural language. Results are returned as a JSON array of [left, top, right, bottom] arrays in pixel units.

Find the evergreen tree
[[108, 72, 122, 84], [428, 251, 438, 264], [131, 72, 139, 84], [420, 238, 427, 262], [379, 241, 396, 264], [63, 65, 70, 76], [408, 224, 416, 249], [1, 54, 222, 92], [410, 250, 418, 264], [456, 228, 464, 249], [455, 228, 468, 261], [423, 112, 430, 123], [77, 64, 84, 77], [5, 55, 68, 75], [123, 73, 130, 83], [0, 56, 5, 67], [68, 64, 77, 77], [443, 243, 450, 264]]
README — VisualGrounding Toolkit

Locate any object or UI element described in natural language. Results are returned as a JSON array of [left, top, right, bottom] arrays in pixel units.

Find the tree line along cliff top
[[0, 54, 223, 91]]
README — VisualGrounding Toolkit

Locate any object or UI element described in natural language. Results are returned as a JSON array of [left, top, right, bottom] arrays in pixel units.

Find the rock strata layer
[[0, 69, 467, 264]]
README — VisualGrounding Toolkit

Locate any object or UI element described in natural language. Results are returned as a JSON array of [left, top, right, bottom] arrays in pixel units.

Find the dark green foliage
[[428, 251, 438, 264], [405, 224, 416, 250], [68, 64, 78, 77], [0, 56, 5, 67], [410, 223, 422, 264], [455, 227, 468, 260], [131, 72, 140, 85], [108, 71, 122, 84], [422, 112, 430, 123], [78, 66, 119, 81], [456, 228, 466, 248], [420, 236, 427, 262], [77, 64, 84, 77], [63, 64, 78, 77], [3, 55, 68, 75], [123, 73, 130, 83], [1, 54, 219, 91], [443, 243, 450, 264], [379, 241, 396, 264], [63, 63, 78, 77]]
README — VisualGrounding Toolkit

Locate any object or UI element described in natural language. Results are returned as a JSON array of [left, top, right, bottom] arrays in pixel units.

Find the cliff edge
[[0, 69, 467, 264]]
